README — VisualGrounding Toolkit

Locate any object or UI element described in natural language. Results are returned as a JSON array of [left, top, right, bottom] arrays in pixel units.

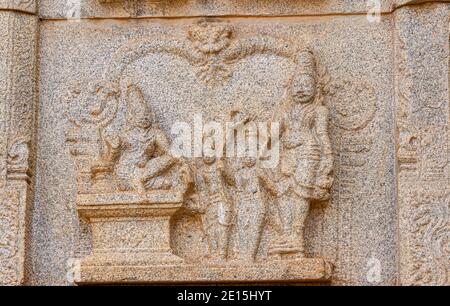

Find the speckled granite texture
[[0, 0, 448, 286]]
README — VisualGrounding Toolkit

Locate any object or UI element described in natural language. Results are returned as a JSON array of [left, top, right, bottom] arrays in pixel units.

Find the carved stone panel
[[394, 4, 450, 286], [29, 9, 402, 284], [0, 0, 442, 286], [0, 10, 38, 285]]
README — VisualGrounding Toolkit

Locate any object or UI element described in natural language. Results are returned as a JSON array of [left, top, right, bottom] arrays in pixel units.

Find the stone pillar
[[0, 0, 38, 285], [394, 2, 449, 285]]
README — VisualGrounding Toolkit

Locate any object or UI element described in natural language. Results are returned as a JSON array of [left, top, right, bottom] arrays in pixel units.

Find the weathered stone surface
[[0, 10, 38, 285], [0, 0, 448, 286], [40, 0, 395, 19], [394, 4, 450, 286], [78, 258, 333, 284], [0, 1, 37, 14], [33, 15, 396, 286]]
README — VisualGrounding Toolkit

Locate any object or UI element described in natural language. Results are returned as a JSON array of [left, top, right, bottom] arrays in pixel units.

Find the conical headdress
[[126, 83, 154, 127], [297, 49, 316, 77]]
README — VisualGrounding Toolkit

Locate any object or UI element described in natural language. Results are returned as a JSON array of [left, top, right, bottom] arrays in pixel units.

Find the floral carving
[[327, 80, 377, 131], [187, 21, 233, 86], [7, 137, 30, 181], [394, 8, 450, 286], [409, 189, 449, 285]]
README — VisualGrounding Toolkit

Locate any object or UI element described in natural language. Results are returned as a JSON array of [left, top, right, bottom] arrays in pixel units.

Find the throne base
[[76, 258, 333, 284]]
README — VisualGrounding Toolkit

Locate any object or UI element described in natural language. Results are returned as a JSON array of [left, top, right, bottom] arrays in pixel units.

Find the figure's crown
[[297, 49, 316, 76]]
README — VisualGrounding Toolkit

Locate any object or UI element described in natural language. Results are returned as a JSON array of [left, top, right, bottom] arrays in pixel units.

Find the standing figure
[[102, 83, 180, 193], [196, 155, 235, 261], [234, 154, 268, 262], [229, 112, 268, 262], [270, 50, 334, 258]]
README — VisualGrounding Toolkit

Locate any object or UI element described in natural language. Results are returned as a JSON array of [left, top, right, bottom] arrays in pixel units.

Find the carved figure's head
[[126, 83, 154, 129], [243, 156, 257, 168], [291, 50, 317, 104], [203, 155, 217, 165]]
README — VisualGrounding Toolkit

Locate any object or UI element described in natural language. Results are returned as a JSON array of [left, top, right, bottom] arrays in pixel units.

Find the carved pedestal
[[77, 191, 185, 268], [76, 191, 333, 284], [78, 258, 333, 285]]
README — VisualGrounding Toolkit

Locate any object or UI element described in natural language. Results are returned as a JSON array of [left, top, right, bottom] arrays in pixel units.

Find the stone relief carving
[[394, 7, 450, 286], [93, 83, 184, 194], [65, 80, 189, 196], [0, 11, 38, 285], [194, 155, 235, 261], [325, 77, 377, 281], [7, 137, 30, 182], [225, 111, 273, 263], [64, 20, 335, 283], [409, 188, 449, 285], [65, 80, 120, 194], [187, 21, 233, 86], [328, 80, 377, 131], [65, 80, 192, 269], [396, 30, 419, 179], [266, 50, 334, 259], [105, 21, 308, 87]]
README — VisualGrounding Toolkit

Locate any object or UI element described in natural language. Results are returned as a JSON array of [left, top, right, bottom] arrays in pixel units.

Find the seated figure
[[92, 83, 187, 194]]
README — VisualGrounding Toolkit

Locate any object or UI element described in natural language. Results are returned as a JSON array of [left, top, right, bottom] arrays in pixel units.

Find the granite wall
[[0, 0, 448, 286]]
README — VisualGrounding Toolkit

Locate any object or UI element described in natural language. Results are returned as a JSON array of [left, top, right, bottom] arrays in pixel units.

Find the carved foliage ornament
[[327, 80, 377, 131], [408, 188, 449, 285], [105, 21, 309, 87]]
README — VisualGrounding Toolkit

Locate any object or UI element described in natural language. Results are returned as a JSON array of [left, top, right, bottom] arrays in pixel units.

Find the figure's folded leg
[[141, 155, 176, 184]]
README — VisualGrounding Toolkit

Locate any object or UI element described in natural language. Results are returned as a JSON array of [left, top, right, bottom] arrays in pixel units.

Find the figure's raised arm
[[218, 158, 236, 186]]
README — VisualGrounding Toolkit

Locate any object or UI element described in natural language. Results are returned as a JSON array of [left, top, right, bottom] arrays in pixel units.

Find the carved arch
[[102, 26, 309, 85]]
